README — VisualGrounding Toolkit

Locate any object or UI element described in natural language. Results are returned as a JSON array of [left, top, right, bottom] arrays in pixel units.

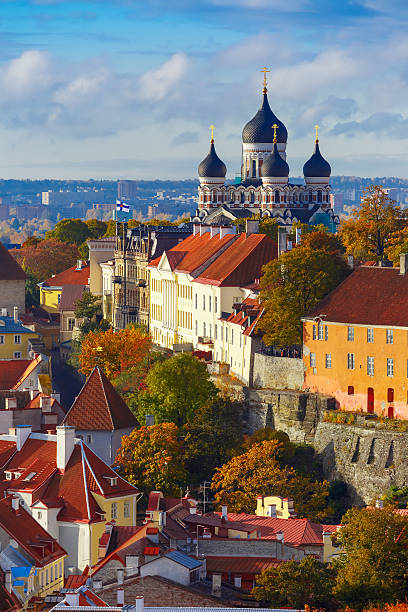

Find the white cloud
[[138, 53, 190, 101], [3, 50, 52, 96]]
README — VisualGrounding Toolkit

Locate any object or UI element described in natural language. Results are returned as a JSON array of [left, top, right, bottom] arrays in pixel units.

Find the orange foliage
[[78, 326, 152, 380], [10, 238, 80, 281], [363, 606, 408, 612]]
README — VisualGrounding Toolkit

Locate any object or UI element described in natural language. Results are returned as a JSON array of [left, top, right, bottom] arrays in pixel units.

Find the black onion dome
[[261, 143, 289, 178], [198, 141, 227, 178], [242, 93, 287, 144], [303, 141, 331, 177]]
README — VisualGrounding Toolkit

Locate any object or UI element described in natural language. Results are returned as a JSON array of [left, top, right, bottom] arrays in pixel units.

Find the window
[[347, 327, 354, 341], [313, 325, 316, 340], [86, 434, 92, 444], [195, 294, 197, 309], [215, 297, 218, 313], [325, 353, 332, 368], [68, 318, 75, 331], [0, 336, 4, 344], [195, 321, 198, 335], [14, 352, 21, 359], [57, 294, 61, 305], [367, 356, 374, 376], [14, 335, 21, 344], [367, 328, 374, 343], [231, 329, 234, 344], [51, 565, 53, 582], [203, 322, 206, 337], [37, 511, 42, 520], [347, 353, 355, 370], [111, 503, 118, 519], [209, 324, 212, 338], [318, 322, 324, 340], [215, 325, 218, 340], [209, 296, 212, 312], [225, 328, 228, 342], [252, 160, 256, 178], [325, 325, 328, 341], [387, 358, 394, 377], [386, 329, 394, 344], [124, 502, 130, 518], [310, 353, 316, 367], [348, 386, 354, 395], [388, 388, 394, 403], [202, 295, 205, 311]]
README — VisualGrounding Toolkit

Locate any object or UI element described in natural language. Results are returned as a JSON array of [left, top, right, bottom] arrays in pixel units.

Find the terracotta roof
[[193, 233, 277, 287], [0, 356, 41, 390], [0, 441, 17, 467], [42, 262, 89, 288], [58, 586, 110, 607], [91, 523, 156, 575], [0, 580, 20, 612], [65, 574, 87, 589], [0, 243, 26, 281], [148, 232, 236, 274], [146, 491, 162, 512], [59, 285, 88, 311], [223, 297, 264, 336], [24, 392, 65, 414], [0, 495, 66, 567], [206, 556, 282, 575], [63, 367, 140, 431], [305, 265, 408, 327]]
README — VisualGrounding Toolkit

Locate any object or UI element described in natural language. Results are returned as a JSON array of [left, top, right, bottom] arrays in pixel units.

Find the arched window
[[211, 191, 217, 203], [240, 192, 245, 204], [250, 191, 255, 204], [309, 190, 313, 203], [252, 160, 257, 178], [275, 190, 280, 204], [317, 190, 322, 203], [266, 192, 270, 203], [230, 191, 234, 202]]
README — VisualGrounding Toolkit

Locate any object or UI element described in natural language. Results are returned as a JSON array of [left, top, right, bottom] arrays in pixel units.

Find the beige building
[[87, 236, 116, 296]]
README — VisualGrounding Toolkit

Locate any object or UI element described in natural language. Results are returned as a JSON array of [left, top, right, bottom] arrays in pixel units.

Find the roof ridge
[[97, 367, 115, 431], [80, 442, 91, 522]]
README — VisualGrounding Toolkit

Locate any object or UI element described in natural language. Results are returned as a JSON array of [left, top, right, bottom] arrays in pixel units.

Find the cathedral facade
[[193, 76, 338, 230]]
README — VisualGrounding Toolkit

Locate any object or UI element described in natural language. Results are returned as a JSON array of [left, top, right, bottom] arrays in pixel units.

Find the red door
[[388, 406, 394, 419], [367, 388, 374, 413]]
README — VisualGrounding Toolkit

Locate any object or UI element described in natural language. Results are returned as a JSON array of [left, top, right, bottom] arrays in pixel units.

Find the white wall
[[140, 557, 191, 586]]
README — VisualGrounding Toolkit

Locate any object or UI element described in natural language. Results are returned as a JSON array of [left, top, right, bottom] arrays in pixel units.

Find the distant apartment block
[[42, 190, 106, 206], [117, 180, 138, 200]]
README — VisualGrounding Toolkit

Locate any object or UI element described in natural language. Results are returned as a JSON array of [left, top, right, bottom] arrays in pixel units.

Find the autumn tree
[[10, 239, 81, 281], [138, 353, 218, 426], [258, 237, 349, 346], [184, 396, 243, 485], [252, 556, 336, 609], [334, 506, 408, 608], [85, 219, 107, 239], [78, 326, 152, 379], [115, 422, 187, 497], [211, 440, 330, 520], [339, 185, 407, 262], [46, 218, 90, 246], [74, 292, 101, 320]]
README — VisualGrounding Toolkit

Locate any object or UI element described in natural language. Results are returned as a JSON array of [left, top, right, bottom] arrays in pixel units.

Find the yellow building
[[0, 311, 39, 359], [256, 495, 297, 519], [303, 257, 408, 419], [39, 261, 89, 314]]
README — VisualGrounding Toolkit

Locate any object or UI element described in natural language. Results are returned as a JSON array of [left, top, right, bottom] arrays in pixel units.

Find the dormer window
[[24, 472, 36, 482], [103, 476, 118, 487], [5, 472, 12, 480]]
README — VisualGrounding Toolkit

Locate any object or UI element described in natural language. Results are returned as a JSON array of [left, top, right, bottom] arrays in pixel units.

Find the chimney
[[117, 567, 124, 585], [158, 511, 166, 528], [11, 496, 19, 512], [210, 226, 220, 238], [276, 531, 284, 543], [347, 255, 354, 269], [76, 260, 83, 270], [16, 425, 31, 451], [145, 414, 155, 427], [219, 226, 236, 239], [117, 587, 125, 606], [13, 307, 18, 324], [221, 505, 228, 520], [126, 555, 140, 575], [93, 579, 102, 590], [211, 573, 222, 597], [5, 398, 17, 411], [400, 253, 408, 275], [199, 224, 211, 236], [190, 507, 197, 515], [135, 595, 144, 612], [65, 592, 80, 606], [193, 223, 201, 236], [246, 219, 259, 236], [56, 426, 75, 472]]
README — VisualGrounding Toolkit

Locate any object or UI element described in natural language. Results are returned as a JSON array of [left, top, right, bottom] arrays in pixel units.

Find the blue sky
[[0, 0, 408, 179]]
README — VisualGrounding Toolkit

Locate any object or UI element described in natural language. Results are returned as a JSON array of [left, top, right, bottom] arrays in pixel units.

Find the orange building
[[303, 255, 408, 419]]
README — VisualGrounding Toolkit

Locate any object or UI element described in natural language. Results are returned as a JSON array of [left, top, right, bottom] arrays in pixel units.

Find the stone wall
[[251, 354, 304, 390], [0, 279, 25, 315]]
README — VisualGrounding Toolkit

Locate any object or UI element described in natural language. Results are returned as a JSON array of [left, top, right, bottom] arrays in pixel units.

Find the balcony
[[112, 276, 122, 284]]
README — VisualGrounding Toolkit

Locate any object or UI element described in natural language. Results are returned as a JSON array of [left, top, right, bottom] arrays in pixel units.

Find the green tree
[[46, 218, 90, 246], [74, 292, 101, 320], [115, 422, 187, 497], [138, 353, 218, 426], [184, 396, 243, 485], [258, 237, 349, 346], [211, 440, 330, 520], [339, 185, 407, 262], [252, 556, 336, 609], [334, 506, 408, 609], [86, 219, 107, 239], [24, 268, 40, 308]]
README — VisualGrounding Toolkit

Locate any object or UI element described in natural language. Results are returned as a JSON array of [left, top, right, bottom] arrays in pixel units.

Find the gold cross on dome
[[210, 124, 215, 142], [261, 66, 270, 92], [315, 124, 319, 142], [272, 123, 278, 143]]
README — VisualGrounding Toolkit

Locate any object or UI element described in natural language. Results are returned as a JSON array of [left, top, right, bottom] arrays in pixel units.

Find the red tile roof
[[0, 495, 66, 566], [0, 243, 26, 281], [42, 262, 89, 288], [305, 265, 408, 327], [0, 356, 41, 390], [206, 556, 282, 575], [149, 232, 236, 274], [223, 297, 264, 336], [0, 581, 20, 612], [63, 367, 140, 431], [65, 574, 87, 589], [193, 233, 277, 287], [146, 490, 162, 512]]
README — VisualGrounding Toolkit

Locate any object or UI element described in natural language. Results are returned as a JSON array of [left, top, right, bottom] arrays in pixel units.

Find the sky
[[1, 0, 408, 179]]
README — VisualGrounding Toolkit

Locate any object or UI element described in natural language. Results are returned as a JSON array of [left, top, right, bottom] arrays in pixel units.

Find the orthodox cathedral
[[193, 70, 339, 231]]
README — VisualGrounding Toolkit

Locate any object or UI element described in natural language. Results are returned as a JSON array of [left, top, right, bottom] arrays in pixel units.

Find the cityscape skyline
[[0, 0, 408, 179]]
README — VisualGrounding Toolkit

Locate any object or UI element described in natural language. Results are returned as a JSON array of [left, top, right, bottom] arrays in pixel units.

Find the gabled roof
[[59, 285, 88, 312], [223, 297, 263, 336], [193, 233, 277, 287], [305, 265, 408, 327], [0, 356, 41, 391], [0, 243, 26, 281], [164, 550, 201, 569], [63, 367, 140, 431], [0, 317, 34, 334], [41, 262, 89, 288], [206, 556, 282, 574], [0, 495, 66, 567]]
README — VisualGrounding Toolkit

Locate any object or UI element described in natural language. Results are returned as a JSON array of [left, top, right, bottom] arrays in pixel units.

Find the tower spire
[[272, 123, 278, 144], [210, 124, 215, 144], [314, 124, 319, 143], [261, 66, 270, 94]]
